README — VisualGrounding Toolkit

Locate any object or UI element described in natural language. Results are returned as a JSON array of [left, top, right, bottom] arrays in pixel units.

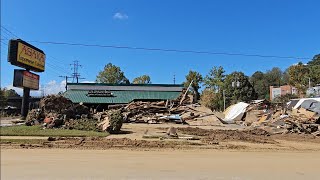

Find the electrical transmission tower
[[70, 60, 85, 83]]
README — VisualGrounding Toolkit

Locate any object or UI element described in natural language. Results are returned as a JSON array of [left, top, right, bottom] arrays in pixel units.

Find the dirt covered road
[[2, 124, 320, 179], [1, 149, 320, 180]]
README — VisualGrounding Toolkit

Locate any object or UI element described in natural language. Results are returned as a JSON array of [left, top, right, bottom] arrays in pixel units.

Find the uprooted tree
[[107, 110, 123, 134], [96, 63, 130, 84]]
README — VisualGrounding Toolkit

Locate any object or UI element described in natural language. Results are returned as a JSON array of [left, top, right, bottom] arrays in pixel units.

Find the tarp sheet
[[308, 102, 320, 114], [223, 102, 249, 123], [300, 100, 319, 109], [293, 98, 320, 109]]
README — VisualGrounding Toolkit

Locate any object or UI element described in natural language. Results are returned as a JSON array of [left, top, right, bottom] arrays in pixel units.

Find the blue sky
[[1, 0, 319, 95]]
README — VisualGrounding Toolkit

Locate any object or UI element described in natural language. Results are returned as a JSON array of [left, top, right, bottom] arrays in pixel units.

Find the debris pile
[[26, 95, 91, 129], [97, 110, 123, 134], [25, 91, 225, 132], [226, 99, 320, 135], [110, 93, 222, 125]]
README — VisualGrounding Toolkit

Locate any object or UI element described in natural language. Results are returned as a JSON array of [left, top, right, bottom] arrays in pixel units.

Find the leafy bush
[[107, 110, 123, 134]]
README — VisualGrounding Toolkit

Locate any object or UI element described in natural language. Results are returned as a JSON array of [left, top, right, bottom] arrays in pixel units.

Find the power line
[[0, 40, 70, 80], [46, 59, 71, 74], [0, 37, 312, 60], [46, 63, 67, 76], [0, 25, 312, 60], [26, 40, 311, 60], [1, 31, 11, 40], [0, 26, 69, 69], [1, 26, 19, 39]]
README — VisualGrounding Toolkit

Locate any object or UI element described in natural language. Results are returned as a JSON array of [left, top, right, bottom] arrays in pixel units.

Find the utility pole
[[223, 89, 226, 111], [59, 75, 72, 91], [173, 74, 176, 85], [309, 77, 311, 89], [70, 60, 84, 83]]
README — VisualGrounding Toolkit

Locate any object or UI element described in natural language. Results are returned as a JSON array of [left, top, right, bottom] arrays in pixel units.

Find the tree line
[[2, 54, 319, 111], [184, 54, 320, 111], [95, 54, 319, 111]]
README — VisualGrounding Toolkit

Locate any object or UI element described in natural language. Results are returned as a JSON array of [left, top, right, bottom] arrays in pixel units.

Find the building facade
[[63, 83, 184, 110], [269, 85, 297, 101]]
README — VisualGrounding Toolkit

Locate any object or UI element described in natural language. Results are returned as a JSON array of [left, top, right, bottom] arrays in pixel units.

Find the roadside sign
[[8, 39, 46, 72], [13, 69, 40, 90]]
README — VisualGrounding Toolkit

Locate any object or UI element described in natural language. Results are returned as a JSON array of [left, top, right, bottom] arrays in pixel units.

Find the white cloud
[[81, 80, 95, 83], [5, 85, 23, 95], [113, 12, 128, 20], [292, 62, 307, 66], [44, 80, 66, 95], [4, 80, 66, 97], [5, 84, 41, 96]]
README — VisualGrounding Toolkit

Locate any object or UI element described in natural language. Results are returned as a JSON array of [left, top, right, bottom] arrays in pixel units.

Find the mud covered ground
[[2, 124, 320, 151]]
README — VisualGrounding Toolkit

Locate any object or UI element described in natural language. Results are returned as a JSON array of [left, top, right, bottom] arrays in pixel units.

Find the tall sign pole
[[8, 39, 46, 119], [21, 86, 30, 118]]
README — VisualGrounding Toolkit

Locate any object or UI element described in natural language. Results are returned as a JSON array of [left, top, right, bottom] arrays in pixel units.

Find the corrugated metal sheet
[[63, 90, 181, 104]]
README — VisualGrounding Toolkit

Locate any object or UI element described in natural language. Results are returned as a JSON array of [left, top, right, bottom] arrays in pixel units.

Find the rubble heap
[[242, 99, 320, 135], [106, 92, 222, 125], [26, 95, 90, 128]]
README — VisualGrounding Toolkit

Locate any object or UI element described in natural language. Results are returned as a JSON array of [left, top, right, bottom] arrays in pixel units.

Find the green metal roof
[[63, 90, 181, 104]]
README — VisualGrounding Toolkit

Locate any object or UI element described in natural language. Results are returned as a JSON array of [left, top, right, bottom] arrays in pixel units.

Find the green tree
[[282, 69, 290, 86], [3, 89, 20, 97], [308, 65, 320, 86], [223, 71, 257, 106], [200, 88, 224, 111], [288, 62, 310, 97], [250, 71, 268, 99], [184, 70, 203, 101], [307, 54, 320, 86], [204, 66, 225, 91], [132, 75, 151, 84], [0, 88, 20, 108], [96, 63, 129, 84], [265, 67, 285, 86], [201, 66, 226, 111], [0, 88, 6, 108], [307, 54, 320, 66]]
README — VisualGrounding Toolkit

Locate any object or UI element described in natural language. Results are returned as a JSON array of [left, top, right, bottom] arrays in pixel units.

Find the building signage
[[8, 39, 46, 72], [13, 69, 40, 90], [87, 90, 114, 97]]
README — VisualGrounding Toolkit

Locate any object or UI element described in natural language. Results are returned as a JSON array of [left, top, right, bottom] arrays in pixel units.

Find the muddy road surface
[[2, 149, 320, 180]]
